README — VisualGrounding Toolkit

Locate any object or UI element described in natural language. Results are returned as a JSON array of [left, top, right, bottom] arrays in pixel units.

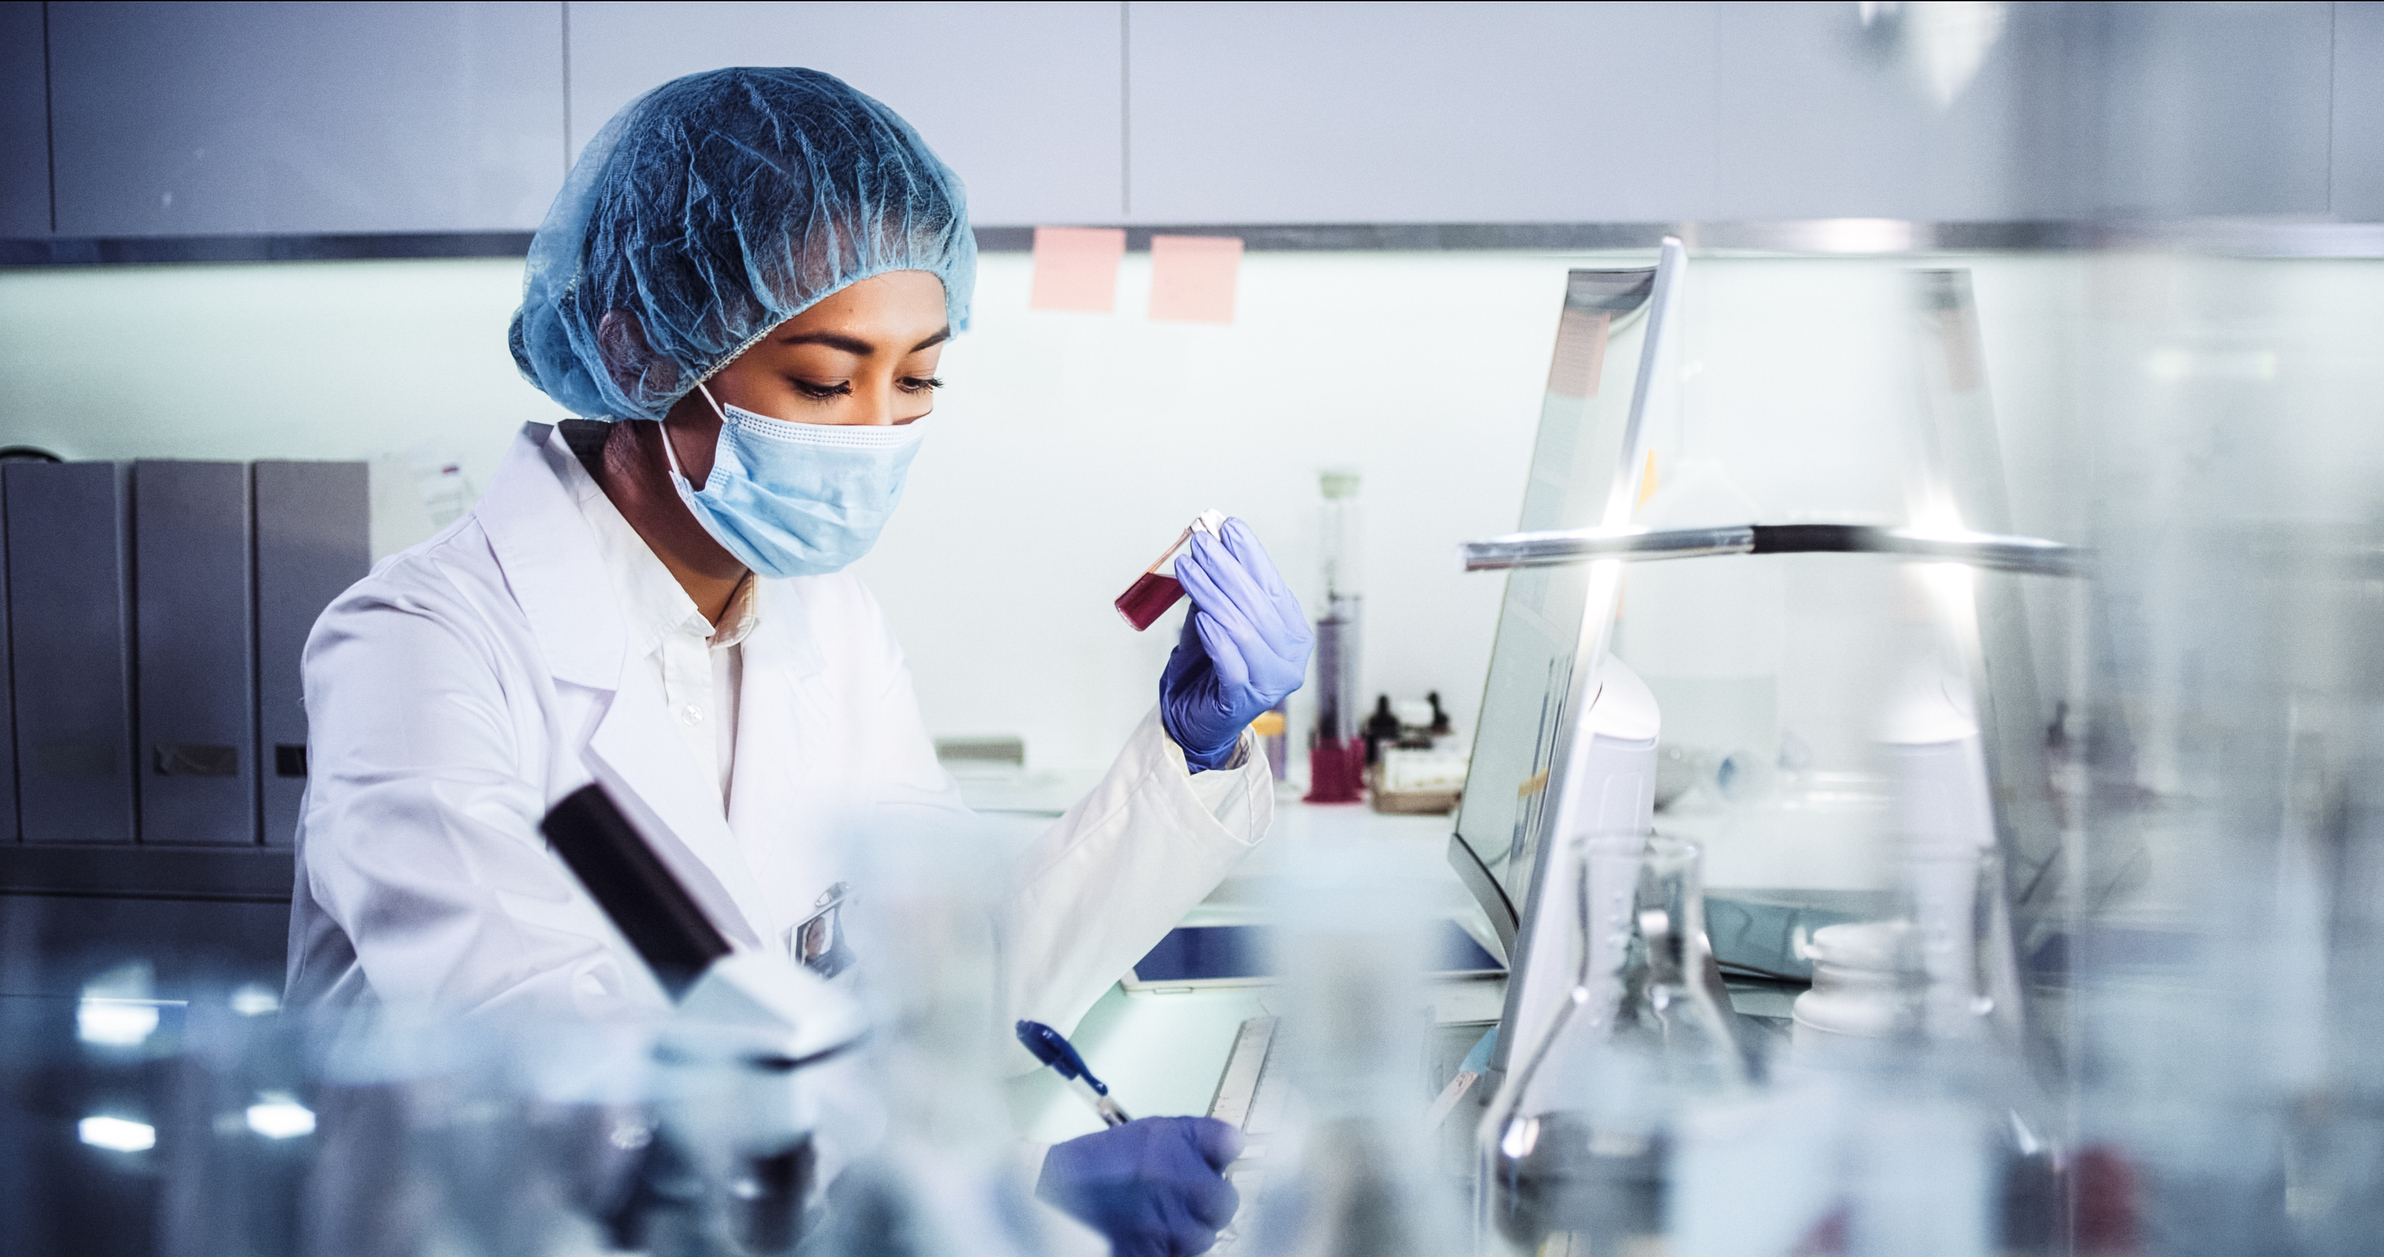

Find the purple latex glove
[[1159, 518, 1313, 772], [1038, 1116, 1245, 1257]]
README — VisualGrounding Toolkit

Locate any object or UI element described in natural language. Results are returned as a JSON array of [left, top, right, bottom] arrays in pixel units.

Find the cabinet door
[[1125, 1, 1718, 224], [49, 1, 566, 236], [1710, 0, 2040, 222], [0, 1, 47, 237], [1717, 1, 2337, 222], [2337, 1, 2384, 221], [566, 1, 1124, 226], [2091, 0, 2335, 217]]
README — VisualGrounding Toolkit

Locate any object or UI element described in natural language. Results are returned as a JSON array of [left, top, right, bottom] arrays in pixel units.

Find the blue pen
[[1015, 1019, 1132, 1127]]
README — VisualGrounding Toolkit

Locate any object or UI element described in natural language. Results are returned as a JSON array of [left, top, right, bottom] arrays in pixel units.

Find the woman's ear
[[597, 309, 681, 398]]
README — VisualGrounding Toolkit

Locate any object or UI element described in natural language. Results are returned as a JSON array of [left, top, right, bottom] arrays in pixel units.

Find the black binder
[[0, 470, 13, 841], [252, 461, 369, 848], [4, 462, 137, 844], [135, 461, 257, 845]]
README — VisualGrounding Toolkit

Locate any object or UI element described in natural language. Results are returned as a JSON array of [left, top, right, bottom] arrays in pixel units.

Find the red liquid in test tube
[[1115, 509, 1226, 631], [1115, 572, 1186, 631]]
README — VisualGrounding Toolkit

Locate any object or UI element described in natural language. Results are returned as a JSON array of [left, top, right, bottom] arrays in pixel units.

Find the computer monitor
[[1447, 239, 1688, 1071]]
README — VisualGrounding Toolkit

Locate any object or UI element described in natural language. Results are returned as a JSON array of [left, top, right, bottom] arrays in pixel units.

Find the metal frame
[[1460, 522, 2086, 577], [8, 218, 2383, 268]]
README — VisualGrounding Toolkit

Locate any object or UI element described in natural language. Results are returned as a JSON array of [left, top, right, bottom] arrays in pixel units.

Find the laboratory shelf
[[0, 843, 294, 902]]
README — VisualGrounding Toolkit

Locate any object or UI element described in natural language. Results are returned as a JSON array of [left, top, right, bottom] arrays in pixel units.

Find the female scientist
[[284, 68, 1305, 1255]]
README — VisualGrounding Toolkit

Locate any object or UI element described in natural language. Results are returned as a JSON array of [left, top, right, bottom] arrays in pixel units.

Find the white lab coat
[[286, 422, 1273, 1044]]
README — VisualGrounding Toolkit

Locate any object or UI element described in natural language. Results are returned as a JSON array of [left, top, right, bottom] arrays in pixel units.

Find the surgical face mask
[[661, 383, 926, 579]]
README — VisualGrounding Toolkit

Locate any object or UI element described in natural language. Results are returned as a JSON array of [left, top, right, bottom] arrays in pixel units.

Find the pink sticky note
[[1030, 226, 1126, 312], [1545, 308, 1611, 399], [1148, 234, 1243, 324]]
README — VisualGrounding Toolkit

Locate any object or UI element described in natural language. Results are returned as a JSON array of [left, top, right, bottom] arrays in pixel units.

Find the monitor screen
[[1448, 251, 1684, 960]]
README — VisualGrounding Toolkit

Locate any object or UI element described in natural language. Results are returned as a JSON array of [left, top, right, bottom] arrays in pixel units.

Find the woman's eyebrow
[[777, 330, 877, 355], [774, 326, 952, 355]]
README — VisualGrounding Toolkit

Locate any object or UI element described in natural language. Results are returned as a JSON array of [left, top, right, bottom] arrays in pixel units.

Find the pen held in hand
[[1016, 1019, 1132, 1128]]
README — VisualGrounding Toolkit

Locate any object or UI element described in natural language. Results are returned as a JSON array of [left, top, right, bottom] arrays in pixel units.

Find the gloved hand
[[1160, 518, 1313, 772], [1037, 1116, 1245, 1257]]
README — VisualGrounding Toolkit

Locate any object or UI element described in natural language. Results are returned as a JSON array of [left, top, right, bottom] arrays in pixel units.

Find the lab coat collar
[[475, 424, 629, 690]]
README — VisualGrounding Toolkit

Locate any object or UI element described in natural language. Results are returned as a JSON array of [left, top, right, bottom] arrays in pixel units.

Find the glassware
[[1242, 844, 1465, 1256], [801, 812, 1078, 1257], [1478, 832, 1746, 1256], [1115, 509, 1224, 632], [1306, 469, 1366, 803]]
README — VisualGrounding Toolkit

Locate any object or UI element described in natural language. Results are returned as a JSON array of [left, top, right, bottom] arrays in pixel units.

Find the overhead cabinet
[[1121, 0, 2343, 224], [0, 2, 48, 237], [1, 1, 2370, 241], [45, 1, 566, 237], [562, 1, 1128, 226]]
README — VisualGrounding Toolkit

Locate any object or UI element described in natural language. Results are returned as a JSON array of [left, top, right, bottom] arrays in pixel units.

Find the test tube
[[1116, 509, 1226, 631], [1306, 471, 1366, 802]]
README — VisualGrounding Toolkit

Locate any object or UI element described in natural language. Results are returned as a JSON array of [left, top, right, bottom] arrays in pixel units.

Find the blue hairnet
[[510, 67, 975, 422]]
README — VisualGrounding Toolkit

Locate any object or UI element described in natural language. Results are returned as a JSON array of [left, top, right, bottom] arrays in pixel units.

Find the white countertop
[[1000, 789, 1505, 1146]]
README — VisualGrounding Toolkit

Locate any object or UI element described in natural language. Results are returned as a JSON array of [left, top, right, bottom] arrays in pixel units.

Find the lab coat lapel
[[726, 579, 843, 937], [479, 423, 773, 953], [585, 675, 773, 953]]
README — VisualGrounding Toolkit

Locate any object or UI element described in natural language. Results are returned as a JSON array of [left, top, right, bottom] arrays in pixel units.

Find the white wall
[[0, 250, 1591, 772], [0, 247, 2132, 775]]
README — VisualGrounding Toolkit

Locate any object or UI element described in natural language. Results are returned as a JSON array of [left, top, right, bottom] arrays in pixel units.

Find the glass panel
[[1451, 266, 1659, 933]]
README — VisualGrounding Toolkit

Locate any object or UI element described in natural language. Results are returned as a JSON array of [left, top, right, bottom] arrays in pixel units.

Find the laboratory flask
[[1239, 844, 1466, 1257], [299, 1009, 657, 1257], [800, 808, 1097, 1257], [1478, 832, 1747, 1256]]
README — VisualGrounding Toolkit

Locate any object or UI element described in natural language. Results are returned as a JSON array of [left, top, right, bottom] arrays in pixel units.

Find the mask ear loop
[[663, 382, 732, 488]]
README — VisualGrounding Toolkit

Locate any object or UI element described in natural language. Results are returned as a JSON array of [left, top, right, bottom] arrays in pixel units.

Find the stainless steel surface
[[1460, 525, 1757, 570], [1461, 523, 2084, 576], [14, 217, 2384, 269], [1205, 1015, 1276, 1129]]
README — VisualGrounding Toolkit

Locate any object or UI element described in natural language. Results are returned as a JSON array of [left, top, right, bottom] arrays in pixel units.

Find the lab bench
[[998, 794, 1814, 1159]]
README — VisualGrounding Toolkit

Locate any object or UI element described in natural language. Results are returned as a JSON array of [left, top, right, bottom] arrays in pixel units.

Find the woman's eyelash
[[897, 376, 946, 393], [793, 379, 853, 399]]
